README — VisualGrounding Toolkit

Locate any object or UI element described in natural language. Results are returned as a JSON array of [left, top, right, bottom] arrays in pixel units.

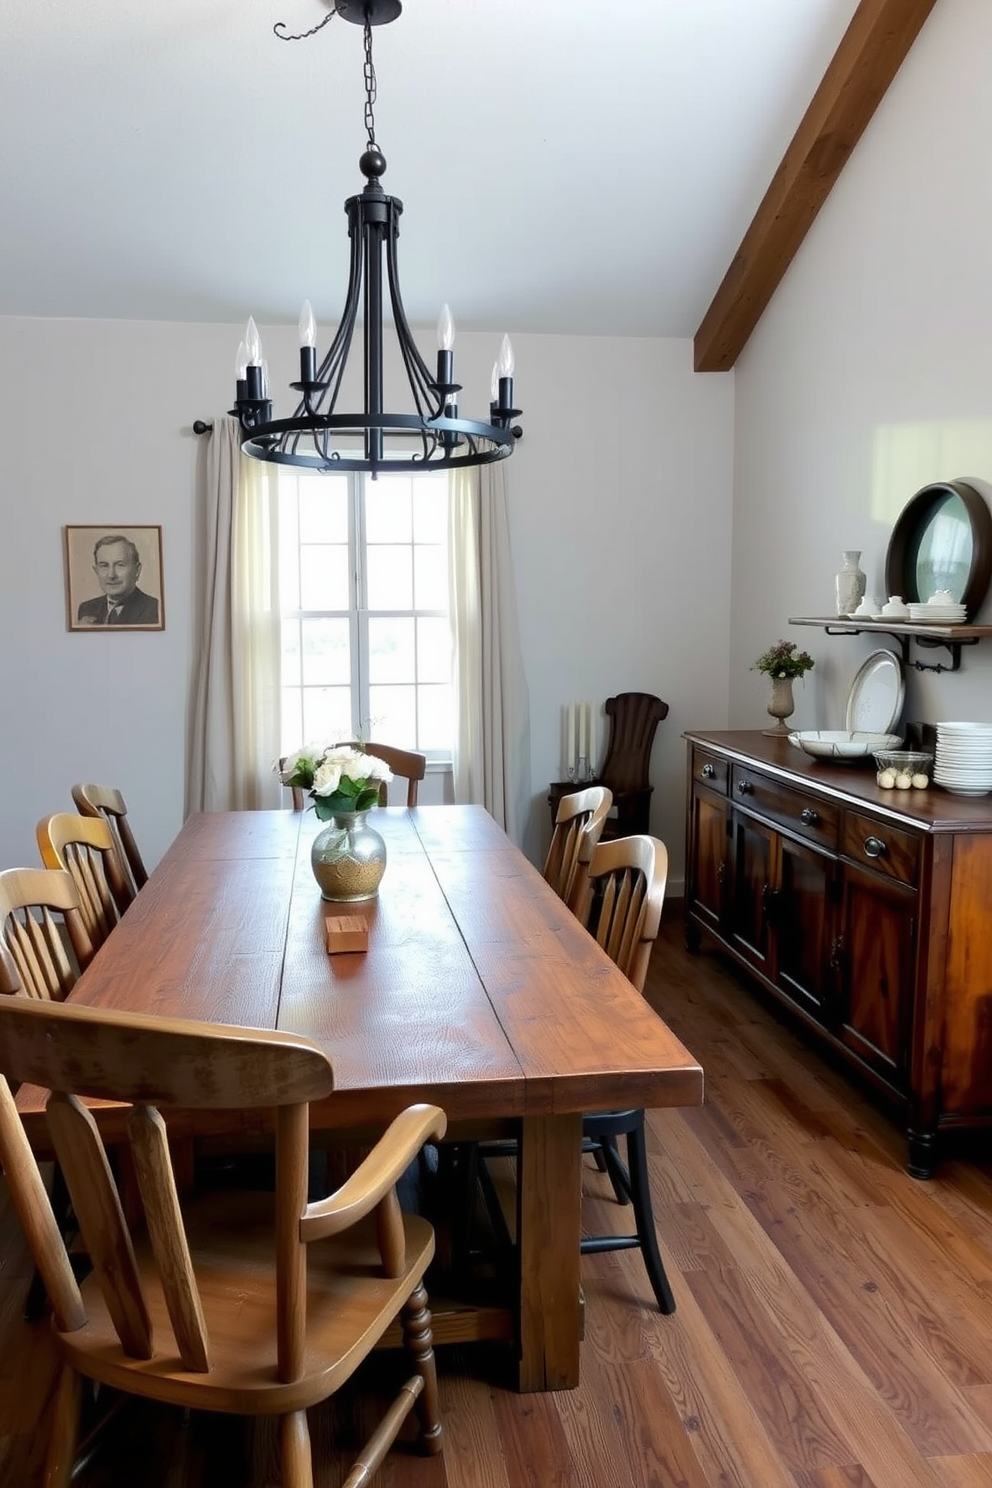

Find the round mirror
[[884, 480, 992, 621]]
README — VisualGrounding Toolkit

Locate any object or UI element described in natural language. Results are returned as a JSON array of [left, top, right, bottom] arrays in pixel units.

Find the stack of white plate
[[908, 600, 966, 624], [934, 722, 992, 795]]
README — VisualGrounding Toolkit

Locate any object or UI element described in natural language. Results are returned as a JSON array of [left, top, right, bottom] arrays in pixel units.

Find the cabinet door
[[837, 861, 916, 1087], [775, 834, 836, 1017], [729, 810, 776, 976], [686, 787, 728, 936]]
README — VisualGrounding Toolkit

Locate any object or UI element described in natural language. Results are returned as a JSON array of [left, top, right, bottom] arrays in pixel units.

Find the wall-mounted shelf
[[788, 616, 992, 674]]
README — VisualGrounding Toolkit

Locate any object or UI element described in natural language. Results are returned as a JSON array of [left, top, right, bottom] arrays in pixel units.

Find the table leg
[[516, 1112, 582, 1391]]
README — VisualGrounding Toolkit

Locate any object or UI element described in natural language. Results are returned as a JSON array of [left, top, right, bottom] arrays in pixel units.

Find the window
[[277, 468, 452, 759]]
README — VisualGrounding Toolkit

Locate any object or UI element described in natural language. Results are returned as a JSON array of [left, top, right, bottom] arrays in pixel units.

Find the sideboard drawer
[[692, 749, 729, 794], [730, 765, 839, 851], [842, 811, 920, 887]]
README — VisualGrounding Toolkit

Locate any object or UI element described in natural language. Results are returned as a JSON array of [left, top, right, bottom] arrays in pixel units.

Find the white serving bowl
[[788, 730, 903, 760]]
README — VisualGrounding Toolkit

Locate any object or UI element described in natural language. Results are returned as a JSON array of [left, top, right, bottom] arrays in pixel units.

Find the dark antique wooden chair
[[593, 692, 669, 838], [0, 996, 447, 1487]]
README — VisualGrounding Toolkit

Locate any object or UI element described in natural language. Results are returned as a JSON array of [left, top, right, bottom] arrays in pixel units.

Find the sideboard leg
[[907, 1126, 937, 1180]]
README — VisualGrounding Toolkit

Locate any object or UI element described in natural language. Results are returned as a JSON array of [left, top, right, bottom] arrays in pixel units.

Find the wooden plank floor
[[4, 906, 992, 1486]]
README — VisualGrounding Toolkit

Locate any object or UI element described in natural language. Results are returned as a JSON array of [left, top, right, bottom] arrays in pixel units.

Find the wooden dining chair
[[475, 834, 676, 1313], [543, 783, 612, 919], [340, 742, 427, 807], [36, 813, 135, 948], [577, 833, 675, 1311], [281, 743, 427, 810], [0, 867, 96, 1001], [0, 996, 447, 1488], [70, 782, 149, 894]]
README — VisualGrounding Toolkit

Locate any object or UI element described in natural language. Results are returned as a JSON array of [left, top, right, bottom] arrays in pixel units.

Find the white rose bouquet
[[278, 744, 393, 819]]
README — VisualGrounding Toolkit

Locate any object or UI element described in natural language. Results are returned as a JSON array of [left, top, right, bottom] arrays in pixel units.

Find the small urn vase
[[835, 550, 866, 617], [763, 675, 796, 737], [311, 811, 386, 902]]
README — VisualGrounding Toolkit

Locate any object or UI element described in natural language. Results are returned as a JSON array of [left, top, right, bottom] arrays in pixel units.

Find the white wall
[[731, 0, 992, 739], [0, 319, 734, 887]]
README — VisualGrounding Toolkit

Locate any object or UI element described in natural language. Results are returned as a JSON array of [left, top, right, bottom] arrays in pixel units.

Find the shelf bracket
[[909, 635, 977, 674], [816, 623, 976, 673]]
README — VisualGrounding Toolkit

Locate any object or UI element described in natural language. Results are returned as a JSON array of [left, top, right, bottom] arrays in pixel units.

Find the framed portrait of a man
[[64, 525, 165, 632]]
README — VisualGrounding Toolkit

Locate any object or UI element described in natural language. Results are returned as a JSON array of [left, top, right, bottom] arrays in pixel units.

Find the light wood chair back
[[341, 742, 427, 807], [36, 813, 135, 948], [585, 834, 668, 994], [70, 783, 149, 893], [543, 784, 612, 919], [0, 867, 95, 1001], [283, 743, 428, 811], [0, 996, 447, 1488]]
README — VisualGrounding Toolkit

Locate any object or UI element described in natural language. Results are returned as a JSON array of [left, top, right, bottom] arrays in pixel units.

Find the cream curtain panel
[[186, 418, 283, 813], [449, 462, 531, 844]]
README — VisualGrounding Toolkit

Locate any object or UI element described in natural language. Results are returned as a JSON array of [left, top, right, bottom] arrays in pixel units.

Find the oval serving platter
[[845, 649, 904, 736]]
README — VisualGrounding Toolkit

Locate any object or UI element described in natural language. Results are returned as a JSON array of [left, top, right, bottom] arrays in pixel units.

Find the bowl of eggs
[[874, 750, 934, 791]]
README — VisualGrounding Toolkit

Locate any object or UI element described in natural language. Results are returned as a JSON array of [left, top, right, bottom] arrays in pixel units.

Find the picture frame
[[64, 525, 165, 632]]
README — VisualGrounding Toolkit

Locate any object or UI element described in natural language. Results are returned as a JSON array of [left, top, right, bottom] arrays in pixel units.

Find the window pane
[[301, 618, 351, 685], [418, 684, 453, 751], [299, 478, 349, 542], [417, 617, 451, 683], [282, 618, 302, 686], [278, 497, 301, 610], [414, 544, 447, 609], [368, 685, 416, 747], [302, 687, 352, 744], [369, 617, 415, 684], [300, 545, 350, 611], [281, 688, 304, 753], [367, 545, 413, 609], [365, 478, 412, 544], [413, 480, 448, 543]]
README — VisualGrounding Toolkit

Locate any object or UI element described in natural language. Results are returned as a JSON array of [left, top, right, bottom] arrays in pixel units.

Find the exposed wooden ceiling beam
[[693, 0, 939, 373]]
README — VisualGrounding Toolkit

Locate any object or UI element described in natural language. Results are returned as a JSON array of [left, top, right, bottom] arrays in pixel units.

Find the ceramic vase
[[311, 811, 387, 902], [835, 550, 866, 617], [762, 675, 796, 737]]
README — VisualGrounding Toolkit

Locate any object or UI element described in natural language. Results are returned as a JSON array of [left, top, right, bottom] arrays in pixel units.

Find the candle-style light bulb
[[298, 300, 317, 384], [492, 333, 515, 411], [245, 315, 262, 365], [299, 300, 316, 348], [235, 340, 249, 381], [436, 303, 456, 392], [243, 317, 265, 400], [437, 303, 455, 351], [497, 333, 515, 378]]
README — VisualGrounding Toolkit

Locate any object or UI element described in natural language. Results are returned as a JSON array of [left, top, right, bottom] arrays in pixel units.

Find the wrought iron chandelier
[[231, 0, 521, 475]]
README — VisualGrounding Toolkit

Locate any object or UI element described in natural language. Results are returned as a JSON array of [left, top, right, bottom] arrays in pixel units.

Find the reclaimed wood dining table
[[16, 805, 703, 1391]]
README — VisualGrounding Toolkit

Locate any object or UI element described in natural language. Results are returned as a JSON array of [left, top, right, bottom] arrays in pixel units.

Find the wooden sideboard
[[683, 729, 992, 1178]]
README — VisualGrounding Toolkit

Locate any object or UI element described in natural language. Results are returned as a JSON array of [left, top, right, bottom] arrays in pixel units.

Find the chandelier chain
[[363, 20, 377, 148], [273, 9, 336, 43]]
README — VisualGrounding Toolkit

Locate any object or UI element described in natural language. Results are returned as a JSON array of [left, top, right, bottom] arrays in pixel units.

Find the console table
[[683, 729, 992, 1178]]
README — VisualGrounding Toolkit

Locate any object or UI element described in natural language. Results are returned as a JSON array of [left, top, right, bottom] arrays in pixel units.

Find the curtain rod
[[193, 420, 213, 434]]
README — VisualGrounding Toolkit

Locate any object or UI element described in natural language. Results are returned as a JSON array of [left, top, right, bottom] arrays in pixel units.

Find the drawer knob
[[864, 835, 887, 859], [701, 763, 715, 779], [800, 807, 819, 826], [736, 780, 753, 796]]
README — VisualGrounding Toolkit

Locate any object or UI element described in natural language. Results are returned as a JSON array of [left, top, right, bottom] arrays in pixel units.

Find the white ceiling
[[1, 0, 863, 337]]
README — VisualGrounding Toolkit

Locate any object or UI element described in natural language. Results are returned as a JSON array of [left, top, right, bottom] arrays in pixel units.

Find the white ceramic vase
[[835, 551, 866, 617]]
